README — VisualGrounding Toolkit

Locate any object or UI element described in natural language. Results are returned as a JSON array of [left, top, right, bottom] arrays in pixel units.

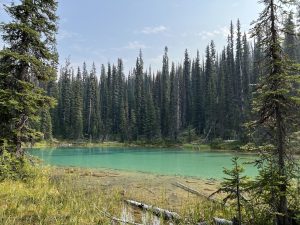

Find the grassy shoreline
[[0, 166, 231, 225], [26, 139, 245, 152]]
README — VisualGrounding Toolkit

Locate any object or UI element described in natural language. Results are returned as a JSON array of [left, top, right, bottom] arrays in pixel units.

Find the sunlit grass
[[0, 168, 121, 225]]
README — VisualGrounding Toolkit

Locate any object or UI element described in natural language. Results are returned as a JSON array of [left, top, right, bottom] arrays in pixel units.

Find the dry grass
[[0, 167, 237, 224]]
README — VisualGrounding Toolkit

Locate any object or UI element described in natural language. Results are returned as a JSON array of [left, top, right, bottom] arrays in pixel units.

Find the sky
[[0, 0, 262, 73]]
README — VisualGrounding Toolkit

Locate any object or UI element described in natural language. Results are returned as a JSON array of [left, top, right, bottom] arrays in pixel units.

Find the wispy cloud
[[141, 25, 167, 34], [57, 29, 80, 41], [113, 41, 148, 51], [125, 41, 147, 49], [197, 26, 230, 40]]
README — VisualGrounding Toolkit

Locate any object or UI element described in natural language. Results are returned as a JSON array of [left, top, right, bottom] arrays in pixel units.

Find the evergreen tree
[[283, 12, 298, 61], [100, 64, 109, 141], [72, 68, 83, 139], [169, 63, 179, 140], [204, 42, 217, 140], [193, 51, 204, 134], [135, 50, 144, 137], [251, 0, 300, 224], [40, 108, 53, 140], [87, 63, 100, 139], [210, 157, 249, 225], [161, 47, 170, 137], [0, 0, 58, 155], [58, 61, 72, 139], [182, 49, 191, 128]]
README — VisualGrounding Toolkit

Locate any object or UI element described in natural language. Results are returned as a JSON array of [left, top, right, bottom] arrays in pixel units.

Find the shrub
[[0, 150, 37, 182]]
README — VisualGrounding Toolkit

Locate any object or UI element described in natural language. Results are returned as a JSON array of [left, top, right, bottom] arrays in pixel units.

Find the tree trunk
[[275, 106, 288, 225]]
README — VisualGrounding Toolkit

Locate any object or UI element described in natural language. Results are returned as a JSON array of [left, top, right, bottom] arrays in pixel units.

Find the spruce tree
[[251, 0, 300, 224], [0, 0, 58, 155], [182, 49, 191, 128], [169, 63, 179, 140], [72, 67, 83, 139], [161, 47, 170, 138], [283, 12, 298, 61]]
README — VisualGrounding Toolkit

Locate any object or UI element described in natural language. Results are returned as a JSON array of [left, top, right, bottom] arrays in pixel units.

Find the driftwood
[[125, 199, 180, 221], [100, 210, 142, 225], [213, 217, 233, 225], [173, 182, 223, 205]]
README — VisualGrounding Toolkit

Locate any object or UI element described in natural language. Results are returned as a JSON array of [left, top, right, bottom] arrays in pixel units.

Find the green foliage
[[249, 0, 300, 224], [0, 0, 58, 155], [0, 150, 36, 182], [211, 157, 249, 224]]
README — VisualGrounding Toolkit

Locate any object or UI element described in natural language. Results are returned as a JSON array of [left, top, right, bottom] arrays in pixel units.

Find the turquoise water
[[28, 147, 257, 179]]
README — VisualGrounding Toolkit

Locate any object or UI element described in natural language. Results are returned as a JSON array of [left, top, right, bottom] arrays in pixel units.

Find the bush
[[0, 150, 37, 182]]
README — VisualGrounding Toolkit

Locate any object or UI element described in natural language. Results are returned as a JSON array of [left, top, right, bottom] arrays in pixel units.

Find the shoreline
[[53, 166, 221, 210]]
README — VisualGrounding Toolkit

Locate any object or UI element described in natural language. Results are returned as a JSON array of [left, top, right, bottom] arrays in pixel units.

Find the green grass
[[0, 168, 123, 225], [2, 165, 294, 225]]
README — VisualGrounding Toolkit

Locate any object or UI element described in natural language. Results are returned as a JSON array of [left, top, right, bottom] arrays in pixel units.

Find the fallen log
[[173, 182, 223, 205], [197, 222, 209, 225], [213, 217, 233, 225], [100, 209, 142, 225], [125, 199, 180, 222]]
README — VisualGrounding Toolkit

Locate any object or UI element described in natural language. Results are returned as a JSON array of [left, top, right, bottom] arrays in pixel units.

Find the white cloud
[[141, 25, 167, 34], [197, 26, 230, 40]]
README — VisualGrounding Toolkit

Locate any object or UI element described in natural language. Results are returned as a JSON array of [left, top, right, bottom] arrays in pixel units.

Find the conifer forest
[[45, 17, 297, 143], [0, 0, 300, 225]]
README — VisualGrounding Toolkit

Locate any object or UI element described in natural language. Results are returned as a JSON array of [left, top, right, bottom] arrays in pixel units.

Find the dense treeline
[[1, 0, 300, 224], [39, 15, 300, 143]]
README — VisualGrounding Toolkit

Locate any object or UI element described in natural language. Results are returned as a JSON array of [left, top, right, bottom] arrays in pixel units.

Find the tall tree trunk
[[275, 106, 288, 225]]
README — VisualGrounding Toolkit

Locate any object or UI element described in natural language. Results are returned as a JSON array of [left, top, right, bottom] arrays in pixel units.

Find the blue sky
[[0, 0, 262, 73]]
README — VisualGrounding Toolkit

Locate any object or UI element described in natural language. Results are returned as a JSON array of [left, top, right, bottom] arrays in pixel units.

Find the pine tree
[[216, 48, 227, 138], [234, 20, 243, 138], [192, 51, 204, 134], [283, 12, 298, 61], [82, 62, 89, 137], [251, 0, 300, 224], [169, 63, 179, 140], [241, 33, 251, 128], [100, 64, 109, 141], [72, 67, 83, 139], [0, 0, 58, 155], [210, 157, 249, 225], [87, 63, 100, 139], [135, 50, 144, 137], [161, 47, 170, 138], [40, 108, 53, 140], [204, 42, 217, 140], [182, 49, 191, 128], [58, 61, 72, 139]]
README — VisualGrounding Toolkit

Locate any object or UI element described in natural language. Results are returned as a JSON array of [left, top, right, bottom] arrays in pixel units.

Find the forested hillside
[[39, 16, 300, 143]]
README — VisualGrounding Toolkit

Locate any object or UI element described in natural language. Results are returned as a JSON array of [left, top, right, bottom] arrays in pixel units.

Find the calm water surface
[[29, 147, 257, 179]]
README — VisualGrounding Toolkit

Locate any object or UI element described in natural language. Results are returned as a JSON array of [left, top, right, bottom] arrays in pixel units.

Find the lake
[[29, 147, 257, 179]]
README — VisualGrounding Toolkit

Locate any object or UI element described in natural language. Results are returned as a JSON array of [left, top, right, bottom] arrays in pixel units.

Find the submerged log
[[125, 199, 180, 221]]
